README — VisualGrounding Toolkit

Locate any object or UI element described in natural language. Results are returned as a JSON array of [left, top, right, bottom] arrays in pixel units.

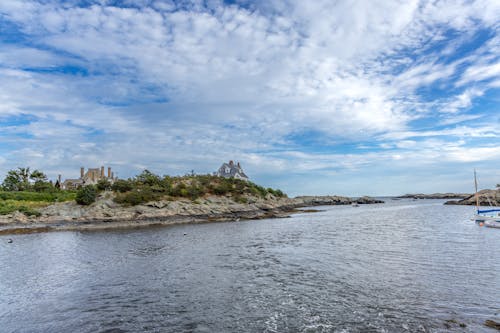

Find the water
[[1, 199, 499, 332]]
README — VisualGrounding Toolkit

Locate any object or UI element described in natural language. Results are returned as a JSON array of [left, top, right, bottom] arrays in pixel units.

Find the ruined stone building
[[60, 166, 116, 190], [215, 160, 249, 181]]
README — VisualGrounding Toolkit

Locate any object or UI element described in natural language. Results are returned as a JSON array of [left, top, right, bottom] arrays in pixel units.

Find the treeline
[[1, 167, 57, 192]]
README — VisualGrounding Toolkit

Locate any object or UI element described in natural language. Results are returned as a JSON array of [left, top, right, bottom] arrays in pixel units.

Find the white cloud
[[0, 0, 499, 194]]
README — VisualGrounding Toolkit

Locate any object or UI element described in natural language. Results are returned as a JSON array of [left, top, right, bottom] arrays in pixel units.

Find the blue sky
[[0, 0, 499, 196]]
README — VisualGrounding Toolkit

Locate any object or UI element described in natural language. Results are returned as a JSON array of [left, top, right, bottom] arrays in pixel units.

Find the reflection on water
[[1, 199, 499, 332]]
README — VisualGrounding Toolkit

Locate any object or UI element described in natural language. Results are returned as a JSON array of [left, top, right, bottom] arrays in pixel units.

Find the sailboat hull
[[475, 214, 500, 228]]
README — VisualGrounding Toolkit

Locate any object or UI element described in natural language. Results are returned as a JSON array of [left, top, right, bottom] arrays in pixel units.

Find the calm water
[[1, 199, 499, 333]]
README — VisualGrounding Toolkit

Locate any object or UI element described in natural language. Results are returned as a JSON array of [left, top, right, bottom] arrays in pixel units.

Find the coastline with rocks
[[444, 188, 500, 206], [398, 193, 471, 199], [0, 193, 384, 235]]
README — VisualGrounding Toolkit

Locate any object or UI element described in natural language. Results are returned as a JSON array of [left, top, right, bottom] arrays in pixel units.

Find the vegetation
[[113, 170, 287, 206], [75, 185, 98, 205], [0, 167, 76, 216], [1, 167, 54, 192], [1, 167, 287, 214], [0, 200, 43, 217]]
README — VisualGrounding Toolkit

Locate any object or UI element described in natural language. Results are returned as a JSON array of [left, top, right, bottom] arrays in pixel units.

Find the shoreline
[[0, 208, 298, 235], [0, 195, 383, 235]]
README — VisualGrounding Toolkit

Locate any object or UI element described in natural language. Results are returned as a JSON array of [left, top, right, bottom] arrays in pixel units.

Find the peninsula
[[0, 167, 383, 235]]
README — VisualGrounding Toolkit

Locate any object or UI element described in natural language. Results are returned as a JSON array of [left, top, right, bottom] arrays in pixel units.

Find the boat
[[473, 170, 500, 228]]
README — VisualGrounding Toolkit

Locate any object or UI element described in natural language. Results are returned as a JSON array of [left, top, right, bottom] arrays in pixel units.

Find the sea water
[[1, 199, 499, 332]]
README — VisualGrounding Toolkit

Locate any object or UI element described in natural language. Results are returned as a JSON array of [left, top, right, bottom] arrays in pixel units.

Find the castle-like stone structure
[[215, 160, 249, 181], [60, 166, 116, 190]]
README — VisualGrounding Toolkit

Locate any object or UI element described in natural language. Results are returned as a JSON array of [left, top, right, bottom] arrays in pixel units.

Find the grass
[[0, 191, 76, 202], [0, 191, 76, 216]]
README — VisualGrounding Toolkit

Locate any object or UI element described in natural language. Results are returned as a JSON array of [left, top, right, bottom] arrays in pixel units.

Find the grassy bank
[[0, 191, 76, 216]]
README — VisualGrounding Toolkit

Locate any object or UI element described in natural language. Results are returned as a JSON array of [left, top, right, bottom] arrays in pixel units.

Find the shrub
[[111, 179, 133, 193], [17, 206, 41, 217], [135, 170, 162, 186], [96, 179, 112, 192], [76, 186, 97, 205], [113, 188, 160, 206]]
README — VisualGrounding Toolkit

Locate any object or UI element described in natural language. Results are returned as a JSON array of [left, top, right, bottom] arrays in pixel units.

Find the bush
[[113, 188, 160, 206], [111, 179, 133, 193], [17, 206, 41, 217], [76, 186, 97, 205], [96, 179, 112, 192]]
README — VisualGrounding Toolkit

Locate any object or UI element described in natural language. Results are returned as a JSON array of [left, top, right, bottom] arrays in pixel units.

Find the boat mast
[[474, 169, 479, 213]]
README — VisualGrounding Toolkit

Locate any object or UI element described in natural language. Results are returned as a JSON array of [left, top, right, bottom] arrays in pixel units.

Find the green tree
[[29, 169, 47, 183], [135, 169, 161, 186], [76, 185, 97, 205], [2, 167, 31, 191], [29, 169, 53, 192]]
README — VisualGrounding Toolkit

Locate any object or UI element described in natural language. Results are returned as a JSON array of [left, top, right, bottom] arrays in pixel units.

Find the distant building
[[61, 166, 116, 190], [215, 160, 249, 181]]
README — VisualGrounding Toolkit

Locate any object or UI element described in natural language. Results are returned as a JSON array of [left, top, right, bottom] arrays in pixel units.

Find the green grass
[[0, 191, 76, 202], [0, 200, 44, 216], [0, 191, 76, 216]]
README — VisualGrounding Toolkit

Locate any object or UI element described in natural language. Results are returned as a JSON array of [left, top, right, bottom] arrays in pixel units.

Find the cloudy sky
[[0, 0, 499, 196]]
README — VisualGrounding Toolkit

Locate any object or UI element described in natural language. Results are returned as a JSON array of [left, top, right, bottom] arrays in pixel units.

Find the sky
[[0, 0, 499, 196]]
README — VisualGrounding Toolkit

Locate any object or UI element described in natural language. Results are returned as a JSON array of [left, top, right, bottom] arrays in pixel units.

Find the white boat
[[473, 170, 500, 228], [475, 209, 500, 228]]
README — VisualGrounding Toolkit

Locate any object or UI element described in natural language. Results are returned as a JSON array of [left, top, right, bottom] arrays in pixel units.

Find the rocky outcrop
[[398, 193, 470, 199], [444, 189, 500, 206], [294, 195, 384, 206], [0, 193, 384, 234], [354, 196, 384, 204], [294, 195, 352, 206]]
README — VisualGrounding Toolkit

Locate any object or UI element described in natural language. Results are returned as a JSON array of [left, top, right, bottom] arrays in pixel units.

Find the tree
[[30, 169, 47, 183], [2, 167, 31, 191], [29, 169, 52, 192], [135, 169, 161, 186]]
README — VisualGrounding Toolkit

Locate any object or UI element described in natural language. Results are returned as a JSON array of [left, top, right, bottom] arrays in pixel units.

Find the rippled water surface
[[1, 199, 499, 332]]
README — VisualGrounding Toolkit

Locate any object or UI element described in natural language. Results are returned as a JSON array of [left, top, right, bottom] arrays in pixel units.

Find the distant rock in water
[[294, 195, 384, 206], [484, 319, 500, 331], [355, 196, 384, 204], [398, 193, 470, 199], [444, 189, 500, 206]]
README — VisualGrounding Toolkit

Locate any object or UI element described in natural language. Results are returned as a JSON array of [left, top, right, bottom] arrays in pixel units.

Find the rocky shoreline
[[398, 193, 471, 199], [0, 194, 384, 235], [444, 189, 500, 206]]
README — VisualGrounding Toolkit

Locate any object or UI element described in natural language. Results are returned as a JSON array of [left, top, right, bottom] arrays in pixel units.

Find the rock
[[355, 196, 384, 204], [11, 212, 29, 223], [444, 189, 500, 206], [7, 238, 13, 243], [399, 193, 471, 199], [295, 195, 352, 206], [485, 320, 500, 330]]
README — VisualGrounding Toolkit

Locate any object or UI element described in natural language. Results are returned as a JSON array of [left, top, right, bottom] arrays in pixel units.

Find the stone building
[[215, 160, 249, 181], [61, 166, 116, 190]]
